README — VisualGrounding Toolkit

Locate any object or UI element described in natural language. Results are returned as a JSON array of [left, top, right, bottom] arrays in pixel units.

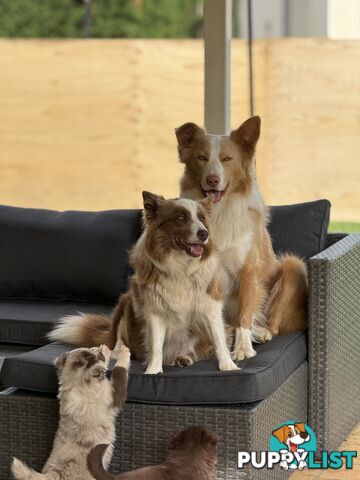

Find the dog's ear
[[272, 425, 287, 444], [54, 353, 68, 372], [175, 122, 205, 150], [142, 191, 164, 222], [199, 195, 214, 215], [203, 430, 219, 447], [230, 116, 261, 155], [169, 430, 186, 450]]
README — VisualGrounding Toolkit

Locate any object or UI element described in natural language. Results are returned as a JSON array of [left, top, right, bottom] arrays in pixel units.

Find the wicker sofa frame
[[1, 233, 359, 480]]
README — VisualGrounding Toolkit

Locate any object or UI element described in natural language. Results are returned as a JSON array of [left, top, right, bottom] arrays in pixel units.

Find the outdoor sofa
[[0, 200, 359, 480]]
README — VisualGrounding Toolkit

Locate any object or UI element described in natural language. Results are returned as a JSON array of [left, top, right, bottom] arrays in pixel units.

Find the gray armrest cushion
[[308, 233, 360, 451]]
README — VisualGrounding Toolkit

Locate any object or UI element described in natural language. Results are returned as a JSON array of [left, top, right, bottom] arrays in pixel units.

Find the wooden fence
[[0, 39, 359, 220]]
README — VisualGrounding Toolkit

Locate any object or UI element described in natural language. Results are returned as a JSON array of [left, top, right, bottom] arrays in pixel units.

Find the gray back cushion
[[0, 199, 330, 306], [269, 199, 331, 259], [0, 205, 142, 304]]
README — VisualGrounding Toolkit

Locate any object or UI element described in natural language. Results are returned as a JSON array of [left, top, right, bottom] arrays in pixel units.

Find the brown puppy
[[176, 117, 308, 360], [87, 426, 218, 480]]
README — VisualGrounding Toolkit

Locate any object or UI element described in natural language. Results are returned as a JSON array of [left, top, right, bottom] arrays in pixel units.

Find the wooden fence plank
[[0, 39, 358, 220]]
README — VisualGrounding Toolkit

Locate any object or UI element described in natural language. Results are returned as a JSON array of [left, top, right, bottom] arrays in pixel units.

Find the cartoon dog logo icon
[[272, 422, 310, 470]]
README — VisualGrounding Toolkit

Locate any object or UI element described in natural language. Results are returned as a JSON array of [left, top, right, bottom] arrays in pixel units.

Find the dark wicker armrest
[[308, 233, 360, 451]]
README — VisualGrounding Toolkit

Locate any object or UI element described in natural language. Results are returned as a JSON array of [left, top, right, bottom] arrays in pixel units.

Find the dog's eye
[[221, 156, 233, 162], [198, 154, 208, 162], [177, 216, 186, 223], [288, 432, 293, 437]]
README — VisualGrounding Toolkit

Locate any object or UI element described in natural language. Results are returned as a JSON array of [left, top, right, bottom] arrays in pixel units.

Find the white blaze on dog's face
[[272, 423, 310, 454], [176, 116, 261, 202], [142, 191, 214, 259]]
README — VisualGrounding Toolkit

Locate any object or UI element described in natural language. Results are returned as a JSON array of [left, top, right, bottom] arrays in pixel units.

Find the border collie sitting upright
[[50, 192, 238, 374], [175, 116, 308, 361]]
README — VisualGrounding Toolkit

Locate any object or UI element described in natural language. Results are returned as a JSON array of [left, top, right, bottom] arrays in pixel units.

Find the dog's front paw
[[145, 364, 163, 375], [175, 355, 193, 367], [231, 345, 256, 361], [279, 460, 289, 471], [257, 328, 273, 343], [113, 345, 131, 369], [298, 460, 307, 471], [219, 357, 240, 371]]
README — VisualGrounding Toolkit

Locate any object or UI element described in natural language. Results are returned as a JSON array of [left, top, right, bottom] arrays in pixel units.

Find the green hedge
[[329, 222, 360, 233], [0, 0, 202, 38]]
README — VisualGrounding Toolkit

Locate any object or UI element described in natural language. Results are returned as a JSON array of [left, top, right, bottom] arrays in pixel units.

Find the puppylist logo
[[237, 421, 357, 471]]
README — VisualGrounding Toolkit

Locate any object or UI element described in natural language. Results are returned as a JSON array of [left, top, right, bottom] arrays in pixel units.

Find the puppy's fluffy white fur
[[11, 345, 130, 480]]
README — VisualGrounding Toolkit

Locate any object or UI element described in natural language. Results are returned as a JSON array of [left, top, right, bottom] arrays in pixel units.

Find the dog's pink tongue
[[206, 190, 222, 202], [189, 244, 204, 256], [214, 191, 222, 202]]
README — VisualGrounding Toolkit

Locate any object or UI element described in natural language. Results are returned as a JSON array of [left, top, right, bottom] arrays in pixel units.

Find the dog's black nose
[[300, 432, 309, 440], [197, 230, 209, 242]]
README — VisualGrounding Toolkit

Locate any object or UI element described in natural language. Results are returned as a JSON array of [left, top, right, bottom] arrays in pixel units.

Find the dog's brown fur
[[87, 427, 218, 480], [176, 116, 308, 360]]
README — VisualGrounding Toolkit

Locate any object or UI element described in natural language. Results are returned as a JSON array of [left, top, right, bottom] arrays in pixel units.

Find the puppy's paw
[[145, 364, 163, 375], [174, 355, 193, 368], [113, 345, 131, 369], [298, 460, 307, 471], [99, 344, 111, 363], [231, 346, 256, 361], [219, 357, 240, 371]]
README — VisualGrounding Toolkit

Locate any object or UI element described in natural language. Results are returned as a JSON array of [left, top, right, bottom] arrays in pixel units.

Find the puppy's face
[[272, 423, 310, 453], [54, 345, 111, 386], [142, 192, 213, 259], [176, 116, 261, 202], [170, 427, 219, 464]]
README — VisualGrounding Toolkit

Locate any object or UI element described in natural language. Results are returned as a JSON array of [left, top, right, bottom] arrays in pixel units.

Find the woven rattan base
[[0, 363, 307, 480]]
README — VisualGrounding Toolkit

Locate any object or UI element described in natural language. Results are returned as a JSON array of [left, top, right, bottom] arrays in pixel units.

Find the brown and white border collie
[[175, 116, 308, 361], [50, 192, 238, 374]]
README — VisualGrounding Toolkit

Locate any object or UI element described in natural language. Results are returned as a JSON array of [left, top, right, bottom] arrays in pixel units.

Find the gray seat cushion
[[0, 301, 111, 346], [0, 345, 34, 375], [0, 332, 307, 404]]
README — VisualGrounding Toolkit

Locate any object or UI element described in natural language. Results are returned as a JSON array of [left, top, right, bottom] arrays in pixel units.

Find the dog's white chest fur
[[146, 252, 218, 323], [141, 252, 220, 367], [211, 195, 255, 284]]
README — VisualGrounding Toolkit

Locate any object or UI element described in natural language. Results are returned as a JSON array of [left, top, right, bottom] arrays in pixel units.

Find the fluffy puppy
[[11, 345, 130, 480], [87, 426, 218, 480]]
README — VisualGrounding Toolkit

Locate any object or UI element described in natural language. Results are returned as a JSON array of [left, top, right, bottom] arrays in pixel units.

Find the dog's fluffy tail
[[266, 254, 308, 333], [48, 313, 115, 349], [11, 458, 51, 480], [87, 444, 115, 480]]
